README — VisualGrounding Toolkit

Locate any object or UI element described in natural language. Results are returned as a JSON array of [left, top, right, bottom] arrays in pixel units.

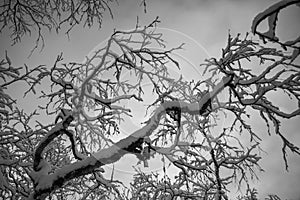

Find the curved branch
[[33, 114, 74, 171], [31, 75, 233, 199], [251, 0, 300, 48]]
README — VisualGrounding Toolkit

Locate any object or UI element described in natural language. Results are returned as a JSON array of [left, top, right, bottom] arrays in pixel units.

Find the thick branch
[[31, 75, 233, 199], [33, 115, 74, 171]]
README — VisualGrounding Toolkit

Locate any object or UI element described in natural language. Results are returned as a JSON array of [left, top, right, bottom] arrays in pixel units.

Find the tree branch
[[31, 75, 233, 199]]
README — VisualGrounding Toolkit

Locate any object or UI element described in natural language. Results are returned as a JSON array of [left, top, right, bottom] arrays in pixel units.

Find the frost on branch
[[128, 31, 300, 199], [1, 4, 300, 199], [27, 17, 191, 199], [0, 0, 120, 55], [203, 33, 300, 170], [0, 51, 51, 199]]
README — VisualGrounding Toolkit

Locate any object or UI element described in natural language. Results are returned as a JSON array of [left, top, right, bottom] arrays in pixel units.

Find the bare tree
[[0, 1, 299, 200], [0, 0, 142, 55]]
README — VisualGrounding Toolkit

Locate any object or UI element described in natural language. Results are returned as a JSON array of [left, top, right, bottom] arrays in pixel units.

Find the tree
[[0, 0, 299, 199]]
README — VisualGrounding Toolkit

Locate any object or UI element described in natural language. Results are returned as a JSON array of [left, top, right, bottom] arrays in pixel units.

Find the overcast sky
[[1, 0, 300, 199]]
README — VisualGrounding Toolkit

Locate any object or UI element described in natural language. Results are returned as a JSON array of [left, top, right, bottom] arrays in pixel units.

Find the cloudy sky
[[1, 0, 300, 199]]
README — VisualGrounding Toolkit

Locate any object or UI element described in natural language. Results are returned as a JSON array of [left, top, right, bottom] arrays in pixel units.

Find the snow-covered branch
[[31, 75, 233, 199]]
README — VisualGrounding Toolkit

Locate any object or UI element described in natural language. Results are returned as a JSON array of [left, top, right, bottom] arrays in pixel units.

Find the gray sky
[[1, 0, 300, 199]]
